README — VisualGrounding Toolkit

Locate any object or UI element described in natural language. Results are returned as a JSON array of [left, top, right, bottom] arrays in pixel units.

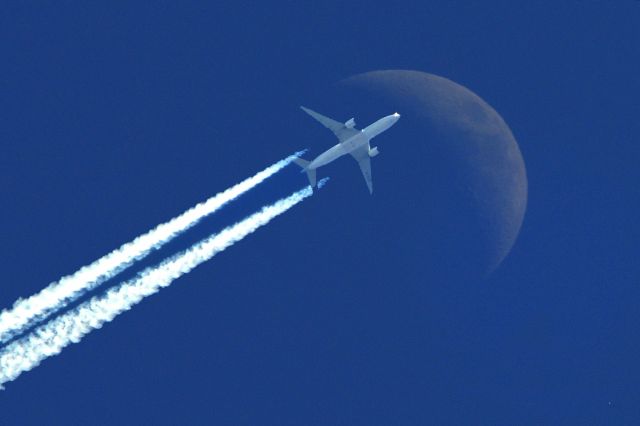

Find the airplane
[[294, 106, 400, 194]]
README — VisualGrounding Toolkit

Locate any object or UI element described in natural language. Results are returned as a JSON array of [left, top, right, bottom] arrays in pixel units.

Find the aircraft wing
[[350, 145, 373, 194], [301, 106, 359, 143]]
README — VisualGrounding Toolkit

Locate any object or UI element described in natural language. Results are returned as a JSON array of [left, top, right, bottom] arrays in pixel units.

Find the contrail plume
[[0, 184, 319, 388], [0, 152, 305, 344]]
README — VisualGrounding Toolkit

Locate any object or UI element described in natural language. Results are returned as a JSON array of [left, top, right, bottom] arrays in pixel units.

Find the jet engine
[[345, 118, 356, 129], [369, 146, 379, 157]]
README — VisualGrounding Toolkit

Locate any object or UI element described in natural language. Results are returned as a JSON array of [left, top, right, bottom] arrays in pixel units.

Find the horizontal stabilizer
[[292, 157, 316, 188], [293, 158, 310, 169]]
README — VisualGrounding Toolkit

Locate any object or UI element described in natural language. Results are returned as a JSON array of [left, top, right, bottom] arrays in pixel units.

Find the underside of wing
[[350, 146, 373, 194], [357, 157, 373, 194], [301, 106, 359, 142]]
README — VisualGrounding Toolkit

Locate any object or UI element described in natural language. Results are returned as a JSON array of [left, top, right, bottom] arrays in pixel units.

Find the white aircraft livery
[[294, 106, 400, 194]]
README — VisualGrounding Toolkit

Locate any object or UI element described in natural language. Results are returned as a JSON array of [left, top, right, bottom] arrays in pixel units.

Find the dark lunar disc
[[306, 70, 527, 281]]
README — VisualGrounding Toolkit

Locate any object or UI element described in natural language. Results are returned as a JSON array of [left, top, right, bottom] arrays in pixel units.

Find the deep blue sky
[[1, 2, 639, 425]]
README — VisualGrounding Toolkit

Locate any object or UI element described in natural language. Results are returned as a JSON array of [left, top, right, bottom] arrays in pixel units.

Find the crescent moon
[[312, 70, 527, 279]]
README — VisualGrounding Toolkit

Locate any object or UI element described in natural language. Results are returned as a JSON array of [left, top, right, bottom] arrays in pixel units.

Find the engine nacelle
[[369, 146, 379, 157], [345, 118, 356, 129]]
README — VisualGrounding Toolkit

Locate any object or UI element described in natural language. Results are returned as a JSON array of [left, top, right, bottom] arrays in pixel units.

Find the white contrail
[[0, 152, 304, 344], [0, 183, 320, 388]]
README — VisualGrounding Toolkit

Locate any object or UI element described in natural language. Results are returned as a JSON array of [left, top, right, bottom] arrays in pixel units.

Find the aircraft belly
[[312, 144, 347, 168], [341, 134, 367, 153]]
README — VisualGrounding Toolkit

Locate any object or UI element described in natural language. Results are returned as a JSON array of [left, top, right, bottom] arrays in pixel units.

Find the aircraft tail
[[292, 158, 316, 188]]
